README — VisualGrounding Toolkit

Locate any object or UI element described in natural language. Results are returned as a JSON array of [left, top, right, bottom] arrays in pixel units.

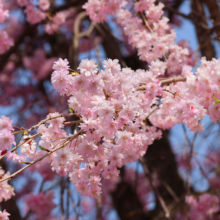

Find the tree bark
[[204, 0, 220, 40], [191, 0, 216, 60]]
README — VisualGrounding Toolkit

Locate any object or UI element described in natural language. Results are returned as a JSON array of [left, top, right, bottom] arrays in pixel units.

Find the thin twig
[[63, 120, 83, 126], [97, 193, 102, 220], [163, 89, 177, 97], [94, 37, 103, 69], [164, 6, 192, 20], [162, 181, 180, 203], [72, 11, 96, 69], [61, 178, 65, 220], [140, 11, 154, 33], [139, 157, 170, 219], [103, 89, 108, 100], [137, 77, 186, 90], [66, 178, 70, 219], [181, 124, 198, 195], [0, 133, 41, 161], [0, 130, 83, 184], [145, 106, 159, 121], [27, 113, 81, 133]]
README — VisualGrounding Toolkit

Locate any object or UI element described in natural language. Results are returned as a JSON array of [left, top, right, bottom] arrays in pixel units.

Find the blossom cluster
[[48, 58, 164, 197], [17, 0, 74, 34], [49, 54, 220, 198], [0, 1, 13, 54], [17, 0, 49, 24], [24, 191, 56, 220], [0, 116, 15, 153], [50, 57, 201, 197], [83, 0, 126, 23], [2, 54, 220, 199], [23, 48, 57, 80], [83, 0, 193, 75], [176, 194, 220, 219], [0, 166, 14, 203], [44, 8, 75, 35], [152, 57, 220, 130]]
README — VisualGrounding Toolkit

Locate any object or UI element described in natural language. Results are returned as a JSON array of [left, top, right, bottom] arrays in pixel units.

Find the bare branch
[[0, 130, 83, 184], [27, 113, 81, 133], [137, 77, 187, 90], [139, 157, 170, 219]]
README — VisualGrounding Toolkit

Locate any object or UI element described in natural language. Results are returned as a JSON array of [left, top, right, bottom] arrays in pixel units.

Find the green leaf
[[69, 107, 74, 113], [39, 146, 49, 151], [22, 130, 28, 135], [13, 131, 23, 134], [19, 161, 31, 164], [213, 95, 220, 104], [71, 71, 78, 76]]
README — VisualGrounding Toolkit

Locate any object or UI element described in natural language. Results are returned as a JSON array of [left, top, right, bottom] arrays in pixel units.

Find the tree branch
[[191, 0, 215, 60], [0, 130, 82, 184]]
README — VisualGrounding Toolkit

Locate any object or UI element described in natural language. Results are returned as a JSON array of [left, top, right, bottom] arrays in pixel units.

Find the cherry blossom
[[77, 59, 98, 76], [179, 194, 220, 219], [0, 210, 10, 220], [0, 167, 14, 202], [24, 192, 56, 219], [38, 0, 50, 11]]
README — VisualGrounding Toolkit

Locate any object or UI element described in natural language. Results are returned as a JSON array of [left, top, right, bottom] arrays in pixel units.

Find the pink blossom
[[6, 152, 26, 163], [98, 103, 115, 119], [83, 0, 105, 23], [53, 11, 66, 25], [44, 23, 58, 34], [185, 194, 219, 218], [0, 7, 8, 23], [23, 48, 56, 80], [78, 59, 98, 76], [51, 148, 75, 176], [0, 30, 14, 54], [0, 210, 10, 220], [102, 166, 120, 182], [78, 139, 98, 156], [17, 0, 29, 7], [119, 101, 137, 120], [44, 9, 73, 34], [25, 3, 46, 24], [51, 69, 72, 95], [198, 193, 219, 215], [38, 0, 50, 11], [46, 112, 65, 128], [103, 58, 121, 74], [88, 175, 101, 186], [0, 168, 15, 202], [83, 0, 123, 23], [75, 181, 90, 197], [0, 116, 13, 131], [90, 185, 101, 198], [20, 140, 37, 156], [108, 150, 124, 167], [134, 0, 153, 12], [52, 58, 69, 71], [24, 192, 56, 219], [81, 199, 93, 214], [0, 129, 15, 151]]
